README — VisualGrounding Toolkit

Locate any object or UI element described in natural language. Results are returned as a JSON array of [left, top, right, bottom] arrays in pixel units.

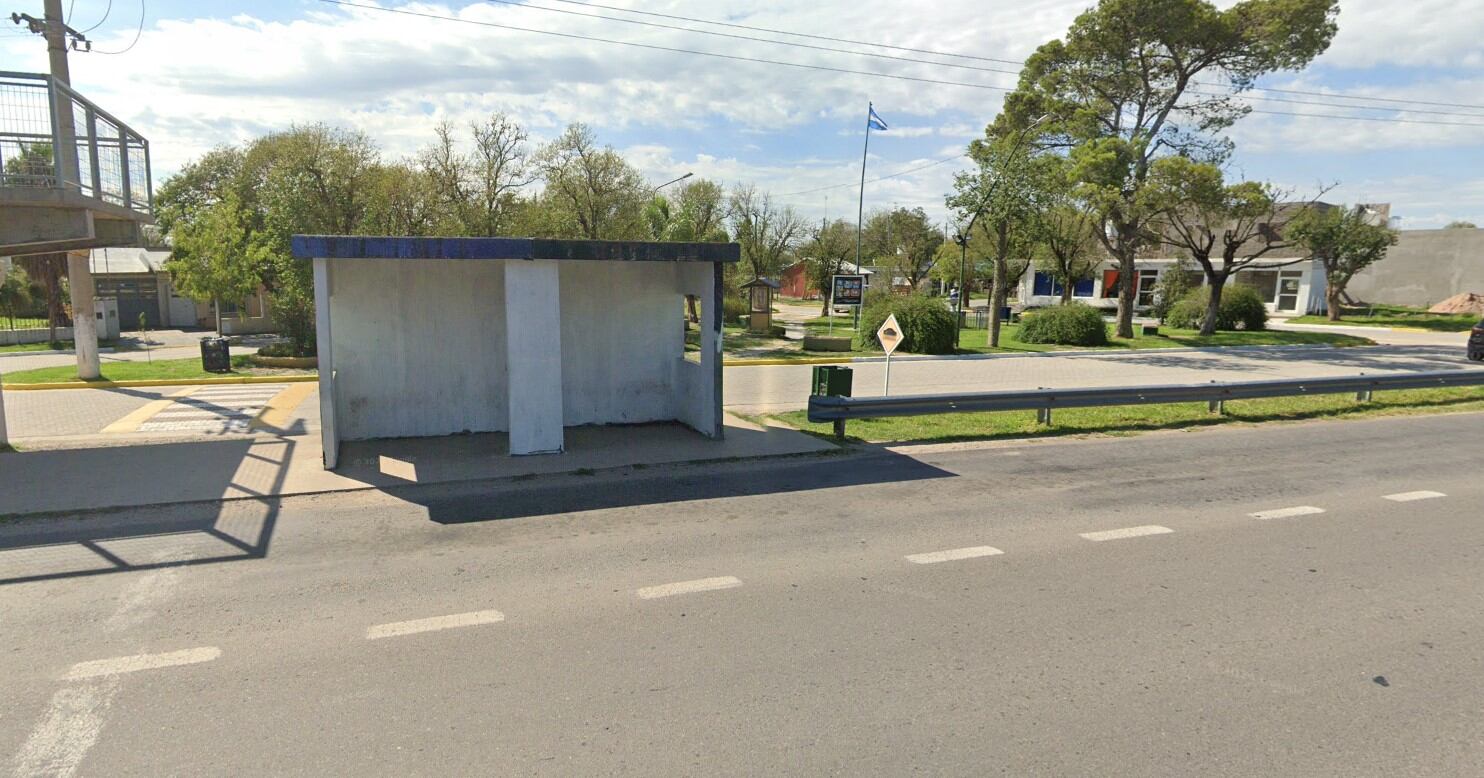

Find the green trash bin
[[812, 365, 853, 397]]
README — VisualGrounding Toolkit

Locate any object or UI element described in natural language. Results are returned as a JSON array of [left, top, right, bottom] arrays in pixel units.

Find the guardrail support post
[[1208, 399, 1224, 415], [833, 419, 846, 440], [1355, 390, 1372, 403], [1037, 407, 1052, 425]]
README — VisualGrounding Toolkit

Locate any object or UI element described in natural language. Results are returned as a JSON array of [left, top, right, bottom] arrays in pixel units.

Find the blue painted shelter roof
[[292, 236, 739, 263]]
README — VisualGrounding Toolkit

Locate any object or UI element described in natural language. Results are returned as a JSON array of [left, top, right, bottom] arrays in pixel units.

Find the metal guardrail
[[808, 369, 1484, 435], [0, 70, 152, 214]]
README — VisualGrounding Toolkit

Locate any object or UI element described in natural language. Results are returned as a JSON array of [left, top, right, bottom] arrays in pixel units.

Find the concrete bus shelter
[[291, 236, 738, 469]]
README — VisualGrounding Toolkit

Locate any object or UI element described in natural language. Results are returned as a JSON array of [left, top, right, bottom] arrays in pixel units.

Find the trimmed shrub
[[859, 293, 956, 354], [1150, 261, 1197, 322], [1165, 284, 1268, 331], [1016, 303, 1109, 346]]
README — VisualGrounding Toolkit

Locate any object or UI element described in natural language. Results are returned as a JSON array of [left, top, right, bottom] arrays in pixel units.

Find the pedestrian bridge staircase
[[0, 70, 151, 256]]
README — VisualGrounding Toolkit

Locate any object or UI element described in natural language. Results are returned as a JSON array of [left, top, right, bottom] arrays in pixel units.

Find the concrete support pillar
[[66, 250, 100, 380], [504, 260, 564, 455], [314, 258, 339, 469]]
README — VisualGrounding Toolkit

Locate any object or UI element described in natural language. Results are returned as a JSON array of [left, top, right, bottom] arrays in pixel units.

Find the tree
[[533, 124, 649, 240], [727, 184, 804, 280], [418, 114, 534, 236], [1035, 204, 1101, 304], [1143, 157, 1314, 334], [1288, 205, 1399, 321], [949, 134, 1057, 346], [863, 207, 944, 291], [13, 255, 65, 343], [167, 195, 267, 334], [0, 265, 31, 331], [1445, 220, 1477, 229], [3, 141, 54, 182], [995, 0, 1339, 337], [804, 219, 856, 314]]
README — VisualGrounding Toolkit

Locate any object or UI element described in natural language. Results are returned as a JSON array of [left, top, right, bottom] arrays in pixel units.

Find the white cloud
[[0, 0, 1477, 229]]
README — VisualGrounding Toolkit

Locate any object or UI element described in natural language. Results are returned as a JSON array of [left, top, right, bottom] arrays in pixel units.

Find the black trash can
[[200, 337, 232, 373]]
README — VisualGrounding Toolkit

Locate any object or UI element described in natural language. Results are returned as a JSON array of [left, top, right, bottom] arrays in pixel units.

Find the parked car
[[1470, 318, 1484, 361]]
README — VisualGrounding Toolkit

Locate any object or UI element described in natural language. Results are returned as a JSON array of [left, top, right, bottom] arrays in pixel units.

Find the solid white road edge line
[[63, 647, 222, 681], [905, 546, 1005, 564], [1383, 490, 1446, 502], [366, 610, 506, 640], [1078, 525, 1175, 542], [636, 576, 743, 600], [1249, 506, 1326, 520]]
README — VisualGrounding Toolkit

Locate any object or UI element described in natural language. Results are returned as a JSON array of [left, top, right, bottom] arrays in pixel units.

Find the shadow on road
[[0, 436, 297, 586], [397, 447, 956, 525]]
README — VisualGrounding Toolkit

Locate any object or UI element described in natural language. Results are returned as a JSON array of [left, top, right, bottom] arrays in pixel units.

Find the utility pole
[[33, 0, 101, 378]]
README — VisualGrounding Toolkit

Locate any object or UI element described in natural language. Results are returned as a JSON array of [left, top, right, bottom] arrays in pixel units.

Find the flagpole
[[855, 102, 871, 273]]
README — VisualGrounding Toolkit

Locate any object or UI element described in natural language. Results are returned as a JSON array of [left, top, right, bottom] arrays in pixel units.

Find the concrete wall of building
[[1348, 228, 1484, 308], [324, 257, 722, 447], [558, 261, 683, 427], [671, 262, 721, 437], [329, 258, 510, 440]]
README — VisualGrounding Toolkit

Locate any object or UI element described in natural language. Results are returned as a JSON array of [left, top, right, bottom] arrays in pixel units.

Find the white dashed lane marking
[[1383, 490, 1446, 502], [636, 576, 743, 600], [63, 647, 222, 681], [905, 546, 1005, 564], [1249, 506, 1326, 520], [1079, 525, 1174, 542], [366, 610, 506, 640]]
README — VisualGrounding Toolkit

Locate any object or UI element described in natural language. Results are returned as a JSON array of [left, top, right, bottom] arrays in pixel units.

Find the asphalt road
[[3, 411, 1483, 775]]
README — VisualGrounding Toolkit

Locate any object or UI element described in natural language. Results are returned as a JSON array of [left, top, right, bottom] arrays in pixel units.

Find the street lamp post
[[653, 172, 694, 192], [953, 116, 1048, 348]]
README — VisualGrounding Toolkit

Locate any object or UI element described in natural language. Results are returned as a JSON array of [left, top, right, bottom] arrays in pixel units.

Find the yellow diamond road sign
[[877, 313, 904, 356]]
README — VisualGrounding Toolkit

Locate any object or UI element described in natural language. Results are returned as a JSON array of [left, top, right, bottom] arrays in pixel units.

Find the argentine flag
[[867, 105, 888, 131]]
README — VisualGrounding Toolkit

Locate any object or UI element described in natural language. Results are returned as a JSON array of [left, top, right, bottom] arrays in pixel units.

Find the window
[[1032, 272, 1064, 298], [1136, 270, 1159, 307], [1101, 270, 1120, 298], [1238, 270, 1279, 303], [1072, 278, 1095, 298], [1276, 271, 1302, 312]]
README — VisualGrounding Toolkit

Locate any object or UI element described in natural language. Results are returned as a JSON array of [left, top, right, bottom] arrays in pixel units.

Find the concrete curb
[[1, 374, 318, 391]]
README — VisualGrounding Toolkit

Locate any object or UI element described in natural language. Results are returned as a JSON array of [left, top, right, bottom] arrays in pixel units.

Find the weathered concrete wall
[[0, 327, 75, 346], [508, 260, 564, 454], [558, 261, 682, 427], [671, 262, 721, 437], [330, 259, 509, 440], [1348, 229, 1484, 307]]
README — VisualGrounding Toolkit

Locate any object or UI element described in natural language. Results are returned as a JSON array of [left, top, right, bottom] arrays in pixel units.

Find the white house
[[1018, 257, 1327, 316], [292, 236, 738, 469]]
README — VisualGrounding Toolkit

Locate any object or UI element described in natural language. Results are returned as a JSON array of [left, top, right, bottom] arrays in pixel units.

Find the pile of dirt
[[1428, 292, 1484, 315]]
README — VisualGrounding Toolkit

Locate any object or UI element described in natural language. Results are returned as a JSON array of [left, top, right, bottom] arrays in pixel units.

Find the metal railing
[[808, 369, 1484, 436], [0, 71, 152, 215]]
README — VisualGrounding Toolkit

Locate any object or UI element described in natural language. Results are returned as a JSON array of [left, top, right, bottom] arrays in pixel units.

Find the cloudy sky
[[4, 0, 1482, 228]]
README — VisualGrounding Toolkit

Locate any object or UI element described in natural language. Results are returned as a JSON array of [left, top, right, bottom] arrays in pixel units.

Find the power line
[[533, 0, 1484, 114], [462, 0, 1484, 119], [776, 155, 966, 198], [314, 0, 1020, 94], [89, 0, 144, 54], [78, 0, 111, 33], [318, 1, 1484, 128]]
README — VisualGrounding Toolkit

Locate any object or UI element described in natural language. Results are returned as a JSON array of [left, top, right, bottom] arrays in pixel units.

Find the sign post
[[876, 313, 903, 396]]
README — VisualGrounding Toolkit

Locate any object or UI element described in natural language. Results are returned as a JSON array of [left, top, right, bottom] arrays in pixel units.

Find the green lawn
[[0, 356, 314, 385], [0, 340, 71, 354], [777, 386, 1484, 445], [1290, 304, 1480, 332]]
